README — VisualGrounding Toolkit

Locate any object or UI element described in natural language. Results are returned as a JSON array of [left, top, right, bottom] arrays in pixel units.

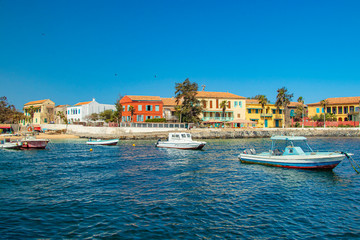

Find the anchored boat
[[21, 135, 49, 149], [155, 132, 206, 150], [239, 136, 351, 170], [86, 138, 119, 146], [0, 135, 22, 150]]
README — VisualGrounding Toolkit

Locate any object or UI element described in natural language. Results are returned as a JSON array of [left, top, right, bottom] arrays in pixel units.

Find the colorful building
[[161, 97, 179, 122], [195, 91, 246, 127], [67, 98, 115, 123], [245, 99, 284, 128], [120, 96, 163, 122], [307, 97, 360, 121], [22, 99, 55, 125], [54, 105, 70, 124]]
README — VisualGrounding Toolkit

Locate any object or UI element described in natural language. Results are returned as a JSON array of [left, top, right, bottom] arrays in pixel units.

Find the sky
[[1, 0, 360, 110]]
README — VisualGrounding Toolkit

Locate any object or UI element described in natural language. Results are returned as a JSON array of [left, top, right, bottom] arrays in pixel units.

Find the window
[[44, 118, 47, 123], [122, 116, 126, 122], [210, 112, 213, 117], [123, 106, 125, 111], [338, 107, 343, 114], [210, 101, 213, 108], [155, 105, 159, 111], [203, 101, 207, 108], [228, 101, 231, 108], [216, 99, 219, 108], [255, 109, 259, 114], [327, 107, 331, 113], [138, 105, 142, 111], [237, 114, 240, 118], [344, 106, 348, 114], [279, 109, 283, 114], [68, 110, 69, 114], [79, 109, 80, 114], [146, 105, 152, 111], [154, 116, 160, 119], [350, 106, 355, 112], [332, 107, 336, 114], [146, 116, 152, 120], [127, 105, 130, 111], [127, 116, 131, 121], [239, 101, 242, 108], [356, 107, 360, 112], [234, 101, 238, 107], [248, 109, 251, 114], [316, 108, 320, 113], [272, 109, 276, 114]]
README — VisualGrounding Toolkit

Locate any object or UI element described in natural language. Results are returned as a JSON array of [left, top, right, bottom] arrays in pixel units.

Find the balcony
[[260, 113, 273, 117], [202, 117, 234, 122]]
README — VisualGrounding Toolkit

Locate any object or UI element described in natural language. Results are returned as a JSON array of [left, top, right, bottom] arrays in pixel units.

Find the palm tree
[[256, 95, 268, 128], [297, 96, 305, 128], [129, 105, 136, 122], [320, 99, 328, 128], [220, 100, 228, 127], [275, 87, 293, 128], [27, 106, 35, 124]]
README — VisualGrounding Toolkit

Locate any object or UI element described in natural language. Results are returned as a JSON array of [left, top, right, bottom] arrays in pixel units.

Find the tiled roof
[[246, 99, 259, 104], [127, 96, 162, 101], [161, 97, 179, 106], [74, 101, 92, 106], [24, 99, 48, 106], [196, 91, 245, 99], [308, 96, 360, 106], [288, 102, 307, 107]]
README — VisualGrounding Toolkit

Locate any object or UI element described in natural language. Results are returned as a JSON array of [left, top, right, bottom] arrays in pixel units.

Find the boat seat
[[273, 149, 283, 156], [250, 148, 256, 154]]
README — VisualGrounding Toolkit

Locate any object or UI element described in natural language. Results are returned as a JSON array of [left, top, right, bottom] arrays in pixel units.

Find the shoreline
[[4, 128, 360, 140]]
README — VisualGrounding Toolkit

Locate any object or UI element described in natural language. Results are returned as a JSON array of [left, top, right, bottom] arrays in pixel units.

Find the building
[[288, 102, 308, 120], [161, 97, 180, 122], [120, 95, 163, 122], [245, 99, 284, 128], [307, 97, 360, 121], [67, 98, 116, 123], [22, 99, 55, 125], [54, 105, 70, 124], [195, 91, 246, 127]]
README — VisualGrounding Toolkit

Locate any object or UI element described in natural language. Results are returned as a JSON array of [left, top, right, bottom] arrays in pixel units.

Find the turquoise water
[[0, 138, 360, 239]]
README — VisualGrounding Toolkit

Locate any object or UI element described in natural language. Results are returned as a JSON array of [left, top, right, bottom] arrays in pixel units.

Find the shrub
[[145, 118, 167, 123]]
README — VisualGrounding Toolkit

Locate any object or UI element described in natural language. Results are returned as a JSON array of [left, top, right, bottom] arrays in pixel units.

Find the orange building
[[120, 96, 163, 122]]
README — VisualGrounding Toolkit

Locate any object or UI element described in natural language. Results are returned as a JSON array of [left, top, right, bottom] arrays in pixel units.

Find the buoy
[[90, 148, 93, 151], [133, 144, 135, 147]]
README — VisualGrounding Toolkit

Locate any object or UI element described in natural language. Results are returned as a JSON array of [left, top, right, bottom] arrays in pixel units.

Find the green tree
[[275, 87, 293, 128], [297, 96, 305, 128], [320, 99, 328, 128], [175, 78, 202, 123], [220, 100, 228, 126], [86, 113, 99, 122], [129, 105, 135, 122], [256, 95, 268, 127], [26, 106, 36, 124], [99, 109, 114, 123], [113, 95, 123, 124]]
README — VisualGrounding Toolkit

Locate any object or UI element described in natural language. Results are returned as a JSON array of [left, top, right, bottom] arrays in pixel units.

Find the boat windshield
[[271, 139, 313, 152]]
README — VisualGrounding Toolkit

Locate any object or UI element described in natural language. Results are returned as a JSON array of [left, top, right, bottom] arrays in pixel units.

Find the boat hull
[[156, 142, 206, 150], [238, 153, 346, 170], [86, 139, 119, 146], [0, 142, 22, 150], [21, 140, 49, 149]]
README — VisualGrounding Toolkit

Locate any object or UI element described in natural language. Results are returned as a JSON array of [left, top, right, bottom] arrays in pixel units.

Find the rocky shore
[[72, 128, 360, 140]]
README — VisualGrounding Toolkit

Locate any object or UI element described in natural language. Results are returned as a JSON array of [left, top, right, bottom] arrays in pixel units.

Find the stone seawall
[[37, 124, 360, 139]]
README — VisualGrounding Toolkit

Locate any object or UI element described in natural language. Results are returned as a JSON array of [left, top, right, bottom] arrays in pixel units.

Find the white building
[[67, 98, 116, 123]]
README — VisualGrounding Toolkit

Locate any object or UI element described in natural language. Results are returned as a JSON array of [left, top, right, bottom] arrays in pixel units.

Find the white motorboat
[[155, 132, 206, 150], [86, 138, 119, 146], [238, 136, 351, 170], [0, 135, 22, 150]]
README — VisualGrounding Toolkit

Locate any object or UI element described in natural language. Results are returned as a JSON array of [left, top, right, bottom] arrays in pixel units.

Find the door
[[265, 119, 268, 128], [275, 120, 279, 127]]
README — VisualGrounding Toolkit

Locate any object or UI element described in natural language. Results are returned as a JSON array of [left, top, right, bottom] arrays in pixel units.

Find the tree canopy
[[0, 96, 23, 123], [174, 78, 202, 123]]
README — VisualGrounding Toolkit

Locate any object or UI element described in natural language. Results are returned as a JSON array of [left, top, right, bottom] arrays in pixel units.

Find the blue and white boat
[[86, 138, 119, 146], [238, 136, 351, 170]]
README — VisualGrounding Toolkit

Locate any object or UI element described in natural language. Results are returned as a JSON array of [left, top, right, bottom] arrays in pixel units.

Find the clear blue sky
[[1, 0, 360, 110]]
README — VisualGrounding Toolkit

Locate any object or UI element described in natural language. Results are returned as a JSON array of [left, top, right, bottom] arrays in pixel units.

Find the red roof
[[308, 96, 360, 106], [74, 101, 92, 106], [196, 91, 245, 99]]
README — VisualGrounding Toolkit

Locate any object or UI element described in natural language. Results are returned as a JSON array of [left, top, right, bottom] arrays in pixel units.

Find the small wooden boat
[[0, 135, 22, 150], [86, 138, 119, 146], [155, 132, 206, 150], [238, 136, 351, 170], [21, 135, 49, 149]]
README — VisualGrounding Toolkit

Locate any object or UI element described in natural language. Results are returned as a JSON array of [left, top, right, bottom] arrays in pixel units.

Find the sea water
[[0, 137, 360, 239]]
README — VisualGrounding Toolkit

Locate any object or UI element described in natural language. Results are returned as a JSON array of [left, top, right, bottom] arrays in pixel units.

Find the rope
[[341, 151, 360, 174]]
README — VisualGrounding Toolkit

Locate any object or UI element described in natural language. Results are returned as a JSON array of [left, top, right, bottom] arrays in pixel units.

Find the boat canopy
[[168, 132, 192, 141], [270, 136, 307, 141]]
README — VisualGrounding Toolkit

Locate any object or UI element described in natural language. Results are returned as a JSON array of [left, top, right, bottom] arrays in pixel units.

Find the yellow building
[[196, 91, 246, 127], [22, 99, 55, 125], [246, 99, 284, 128], [308, 97, 360, 121]]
